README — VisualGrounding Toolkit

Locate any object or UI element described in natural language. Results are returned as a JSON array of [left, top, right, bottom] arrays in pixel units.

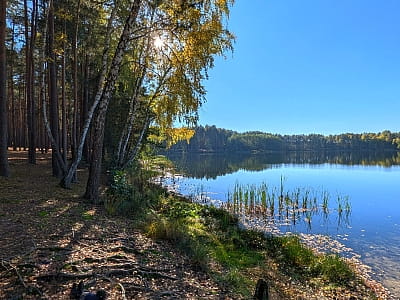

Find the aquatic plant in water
[[225, 179, 351, 230]]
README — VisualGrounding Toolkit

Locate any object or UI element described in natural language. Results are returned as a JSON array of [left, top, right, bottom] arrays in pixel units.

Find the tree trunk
[[84, 114, 104, 202], [122, 115, 150, 169], [116, 62, 148, 167], [24, 0, 37, 164], [9, 24, 16, 151], [30, 0, 37, 162], [81, 52, 89, 162], [0, 0, 9, 177], [71, 0, 81, 167], [61, 38, 67, 164], [39, 1, 49, 154], [48, 0, 63, 178], [83, 0, 142, 202], [18, 86, 24, 150], [60, 0, 119, 189]]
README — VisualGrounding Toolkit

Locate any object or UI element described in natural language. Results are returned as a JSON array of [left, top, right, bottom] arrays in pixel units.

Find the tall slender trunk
[[24, 0, 32, 161], [83, 0, 142, 202], [39, 1, 48, 154], [81, 52, 89, 162], [24, 0, 37, 164], [0, 0, 9, 177], [116, 43, 149, 166], [18, 86, 23, 150], [122, 115, 150, 169], [30, 0, 37, 162], [37, 72, 43, 152], [9, 24, 16, 151], [60, 0, 119, 188], [48, 0, 63, 178], [61, 37, 67, 164], [71, 0, 81, 167]]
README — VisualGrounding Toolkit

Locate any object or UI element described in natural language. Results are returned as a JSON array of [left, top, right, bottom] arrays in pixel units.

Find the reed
[[322, 191, 329, 214], [226, 179, 351, 229]]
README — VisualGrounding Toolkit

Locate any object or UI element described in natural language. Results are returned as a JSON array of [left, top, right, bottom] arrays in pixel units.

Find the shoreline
[[156, 173, 393, 299]]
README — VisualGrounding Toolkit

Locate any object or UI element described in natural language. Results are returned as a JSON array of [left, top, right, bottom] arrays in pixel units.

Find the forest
[[166, 151, 400, 179], [0, 1, 394, 298], [0, 0, 234, 201], [166, 125, 400, 153]]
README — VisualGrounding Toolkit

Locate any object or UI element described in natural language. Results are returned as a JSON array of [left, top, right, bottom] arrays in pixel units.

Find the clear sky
[[199, 0, 400, 135]]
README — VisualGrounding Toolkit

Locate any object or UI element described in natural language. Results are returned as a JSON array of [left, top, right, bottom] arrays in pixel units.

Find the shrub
[[280, 235, 316, 274], [238, 229, 267, 250], [105, 170, 148, 216], [200, 205, 239, 230], [316, 255, 356, 285], [146, 216, 185, 241]]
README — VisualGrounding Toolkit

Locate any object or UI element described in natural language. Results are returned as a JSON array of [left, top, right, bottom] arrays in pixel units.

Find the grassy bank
[[0, 152, 386, 299], [105, 166, 383, 299]]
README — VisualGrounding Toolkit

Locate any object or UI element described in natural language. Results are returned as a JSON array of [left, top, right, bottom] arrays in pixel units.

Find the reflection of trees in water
[[166, 151, 400, 179]]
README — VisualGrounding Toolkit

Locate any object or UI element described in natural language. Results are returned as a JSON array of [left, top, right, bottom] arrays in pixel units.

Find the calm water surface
[[165, 152, 400, 298]]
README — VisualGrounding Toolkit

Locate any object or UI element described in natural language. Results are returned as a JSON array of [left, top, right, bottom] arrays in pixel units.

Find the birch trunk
[[121, 116, 150, 169], [60, 1, 118, 188], [84, 0, 142, 202]]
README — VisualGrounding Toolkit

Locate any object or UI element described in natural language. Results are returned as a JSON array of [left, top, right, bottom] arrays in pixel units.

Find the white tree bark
[[61, 1, 119, 188]]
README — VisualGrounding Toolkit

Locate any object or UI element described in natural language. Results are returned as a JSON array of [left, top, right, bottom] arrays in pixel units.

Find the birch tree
[[83, 0, 143, 201], [109, 0, 234, 169]]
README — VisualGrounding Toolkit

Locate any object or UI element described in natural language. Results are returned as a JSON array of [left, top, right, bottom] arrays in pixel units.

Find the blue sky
[[200, 0, 400, 135]]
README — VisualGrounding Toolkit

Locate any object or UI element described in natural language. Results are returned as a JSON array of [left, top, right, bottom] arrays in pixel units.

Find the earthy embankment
[[0, 151, 391, 299], [0, 152, 232, 299]]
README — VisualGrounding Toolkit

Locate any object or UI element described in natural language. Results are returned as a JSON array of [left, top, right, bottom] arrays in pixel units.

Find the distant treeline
[[166, 151, 400, 179], [166, 125, 400, 153]]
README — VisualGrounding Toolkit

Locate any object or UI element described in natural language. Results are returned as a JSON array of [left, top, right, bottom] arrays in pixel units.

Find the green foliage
[[145, 198, 211, 270], [167, 125, 400, 153], [280, 235, 316, 274], [200, 205, 239, 230], [104, 0, 235, 166], [147, 194, 358, 289], [38, 211, 50, 218], [146, 215, 185, 241], [161, 200, 202, 219], [105, 161, 362, 296], [263, 234, 356, 287], [105, 169, 152, 216], [316, 254, 356, 285], [218, 268, 252, 296], [239, 229, 268, 250], [144, 196, 266, 296]]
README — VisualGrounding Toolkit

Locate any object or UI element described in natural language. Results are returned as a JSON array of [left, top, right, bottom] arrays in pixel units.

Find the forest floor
[[0, 151, 391, 299], [0, 151, 234, 299]]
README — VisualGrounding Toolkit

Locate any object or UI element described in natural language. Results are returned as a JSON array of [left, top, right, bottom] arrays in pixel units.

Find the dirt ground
[[0, 151, 234, 299]]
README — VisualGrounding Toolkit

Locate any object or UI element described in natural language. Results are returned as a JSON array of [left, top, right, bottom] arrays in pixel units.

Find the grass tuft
[[105, 165, 374, 299]]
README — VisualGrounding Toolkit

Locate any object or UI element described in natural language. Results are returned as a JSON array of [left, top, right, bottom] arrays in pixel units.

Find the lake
[[164, 151, 400, 298]]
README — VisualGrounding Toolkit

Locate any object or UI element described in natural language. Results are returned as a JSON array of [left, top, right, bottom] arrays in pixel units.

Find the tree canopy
[[1, 0, 235, 199], [167, 125, 400, 153]]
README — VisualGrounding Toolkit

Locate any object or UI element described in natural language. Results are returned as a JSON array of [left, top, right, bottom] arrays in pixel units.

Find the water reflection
[[222, 180, 351, 233], [166, 151, 400, 179], [164, 150, 400, 298]]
